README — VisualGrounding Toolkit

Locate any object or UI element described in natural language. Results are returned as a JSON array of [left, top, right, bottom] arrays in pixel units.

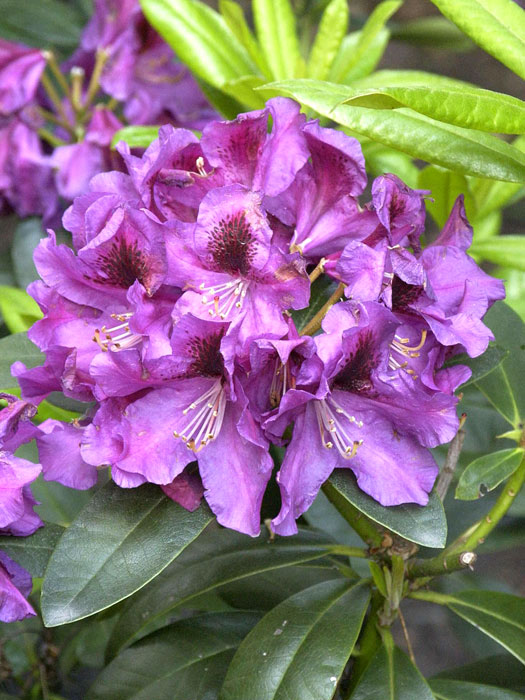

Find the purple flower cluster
[[0, 0, 214, 223], [0, 394, 42, 622], [13, 97, 504, 540]]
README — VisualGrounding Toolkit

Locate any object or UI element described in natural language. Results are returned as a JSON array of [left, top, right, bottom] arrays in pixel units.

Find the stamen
[[92, 313, 141, 352], [199, 278, 249, 320], [314, 398, 364, 460], [173, 378, 226, 453]]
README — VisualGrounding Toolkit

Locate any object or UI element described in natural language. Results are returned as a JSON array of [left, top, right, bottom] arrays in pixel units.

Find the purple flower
[[81, 314, 273, 535], [0, 39, 46, 115], [0, 552, 35, 622]]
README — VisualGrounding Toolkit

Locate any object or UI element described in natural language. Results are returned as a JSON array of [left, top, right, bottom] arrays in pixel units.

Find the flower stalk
[[300, 282, 345, 336]]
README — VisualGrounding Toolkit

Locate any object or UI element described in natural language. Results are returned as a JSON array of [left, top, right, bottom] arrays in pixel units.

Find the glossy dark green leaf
[[0, 0, 84, 49], [342, 84, 525, 134], [106, 525, 336, 660], [325, 470, 447, 548], [434, 654, 525, 692], [291, 275, 338, 332], [87, 613, 260, 700], [475, 302, 525, 427], [444, 344, 508, 388], [428, 0, 525, 80], [430, 679, 525, 700], [221, 580, 370, 700], [30, 472, 93, 527], [259, 80, 525, 183], [455, 448, 524, 500], [470, 237, 525, 272], [139, 0, 255, 89], [350, 642, 434, 699], [253, 0, 303, 81], [41, 482, 213, 626], [0, 332, 44, 388], [111, 126, 160, 150], [442, 590, 525, 664], [0, 523, 64, 577], [307, 0, 348, 80]]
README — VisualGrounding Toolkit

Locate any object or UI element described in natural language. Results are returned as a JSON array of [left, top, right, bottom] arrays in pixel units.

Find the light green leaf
[[418, 165, 474, 228], [0, 523, 64, 577], [447, 590, 525, 664], [455, 448, 525, 500], [0, 285, 42, 334], [495, 267, 525, 321], [353, 68, 474, 90], [342, 84, 525, 134], [259, 80, 525, 183], [307, 0, 349, 80], [111, 126, 160, 150], [139, 0, 255, 88], [428, 0, 525, 80], [106, 526, 336, 660], [222, 75, 269, 109], [253, 0, 303, 80], [430, 678, 525, 700], [470, 236, 525, 271], [331, 0, 401, 84], [475, 302, 525, 427], [471, 135, 525, 218], [41, 482, 213, 626], [350, 641, 434, 699], [390, 16, 474, 50], [472, 210, 502, 242], [330, 28, 390, 84], [219, 0, 271, 77], [363, 142, 420, 188], [324, 470, 447, 548], [221, 580, 370, 700], [0, 332, 43, 388], [87, 613, 260, 700]]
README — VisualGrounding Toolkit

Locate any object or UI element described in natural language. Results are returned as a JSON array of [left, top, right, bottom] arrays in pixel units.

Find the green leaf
[[221, 75, 269, 109], [342, 84, 525, 135], [330, 28, 390, 84], [428, 0, 525, 80], [106, 525, 336, 660], [418, 165, 474, 228], [0, 0, 84, 49], [430, 679, 525, 700], [11, 218, 45, 289], [307, 0, 348, 80], [0, 332, 43, 388], [291, 275, 337, 332], [324, 470, 447, 548], [434, 653, 525, 691], [219, 0, 271, 77], [87, 612, 260, 700], [350, 641, 434, 699], [259, 80, 525, 183], [475, 302, 525, 427], [111, 126, 160, 150], [41, 482, 213, 627], [353, 68, 474, 91], [252, 0, 303, 80], [331, 0, 401, 84], [363, 142, 420, 188], [390, 16, 474, 51], [139, 0, 255, 89], [446, 590, 525, 664], [455, 448, 525, 500], [30, 472, 93, 527], [0, 523, 64, 578], [369, 561, 388, 597], [221, 580, 370, 700], [470, 236, 525, 271], [0, 286, 42, 333], [495, 268, 525, 321], [443, 344, 509, 388]]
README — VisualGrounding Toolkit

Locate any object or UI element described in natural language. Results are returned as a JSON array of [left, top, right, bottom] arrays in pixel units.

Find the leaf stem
[[322, 481, 384, 548], [328, 544, 369, 558], [407, 550, 476, 581], [300, 282, 345, 336]]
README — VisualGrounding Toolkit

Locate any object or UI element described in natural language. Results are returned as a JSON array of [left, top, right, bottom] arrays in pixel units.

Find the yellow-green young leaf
[[390, 16, 474, 51], [307, 0, 348, 80], [470, 236, 525, 271], [111, 125, 160, 150], [455, 448, 525, 500], [418, 166, 475, 228], [139, 0, 256, 88], [342, 84, 525, 135], [0, 286, 42, 333], [353, 69, 474, 91], [429, 0, 525, 80], [222, 75, 269, 109], [219, 0, 271, 77], [330, 0, 401, 83], [494, 267, 525, 321], [259, 80, 525, 183], [369, 561, 388, 597], [252, 0, 303, 80], [472, 210, 502, 243], [471, 135, 525, 218], [363, 142, 420, 188], [330, 28, 390, 84]]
